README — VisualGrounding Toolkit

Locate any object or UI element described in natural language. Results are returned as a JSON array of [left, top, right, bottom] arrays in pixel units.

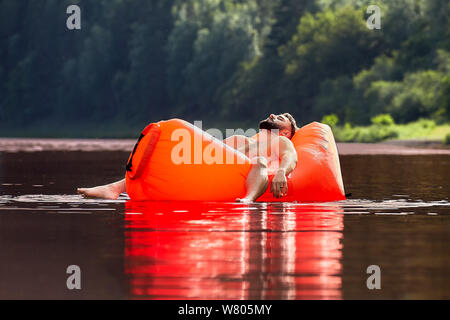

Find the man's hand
[[271, 168, 288, 198]]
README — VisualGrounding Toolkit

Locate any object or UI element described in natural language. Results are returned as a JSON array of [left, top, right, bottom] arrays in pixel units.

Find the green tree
[[279, 6, 383, 123], [167, 0, 262, 120]]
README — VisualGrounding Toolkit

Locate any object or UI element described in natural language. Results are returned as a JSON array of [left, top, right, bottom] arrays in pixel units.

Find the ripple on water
[[0, 193, 129, 204], [0, 195, 448, 216], [0, 193, 129, 214]]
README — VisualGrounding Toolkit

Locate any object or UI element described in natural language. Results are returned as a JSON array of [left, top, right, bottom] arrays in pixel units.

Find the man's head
[[259, 113, 298, 139]]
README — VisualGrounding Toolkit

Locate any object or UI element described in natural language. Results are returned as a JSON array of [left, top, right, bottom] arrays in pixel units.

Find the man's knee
[[254, 157, 269, 189]]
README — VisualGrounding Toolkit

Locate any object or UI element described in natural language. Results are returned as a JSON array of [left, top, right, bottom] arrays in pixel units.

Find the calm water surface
[[0, 149, 449, 299]]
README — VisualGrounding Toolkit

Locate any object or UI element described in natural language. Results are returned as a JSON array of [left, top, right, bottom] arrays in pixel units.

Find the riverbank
[[1, 138, 449, 155], [337, 141, 450, 155], [330, 117, 450, 144]]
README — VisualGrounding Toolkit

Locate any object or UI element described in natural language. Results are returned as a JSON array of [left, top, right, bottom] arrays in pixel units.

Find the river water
[[0, 140, 449, 299]]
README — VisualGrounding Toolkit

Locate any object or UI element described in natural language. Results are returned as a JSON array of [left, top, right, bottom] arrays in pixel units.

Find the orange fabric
[[126, 119, 251, 201], [126, 119, 345, 202], [126, 123, 161, 180], [256, 122, 345, 202]]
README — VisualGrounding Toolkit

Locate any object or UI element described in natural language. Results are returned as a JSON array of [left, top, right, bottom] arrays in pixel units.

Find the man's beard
[[259, 118, 280, 131]]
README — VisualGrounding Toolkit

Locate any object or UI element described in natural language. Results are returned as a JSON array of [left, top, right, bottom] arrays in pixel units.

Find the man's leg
[[223, 135, 249, 153], [77, 179, 126, 200], [236, 157, 269, 203]]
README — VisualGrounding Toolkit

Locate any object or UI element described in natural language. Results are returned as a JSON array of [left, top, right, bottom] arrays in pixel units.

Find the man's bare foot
[[77, 185, 121, 200], [236, 197, 253, 203]]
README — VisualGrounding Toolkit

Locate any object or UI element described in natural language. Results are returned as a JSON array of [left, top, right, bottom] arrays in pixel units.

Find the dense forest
[[0, 0, 449, 136]]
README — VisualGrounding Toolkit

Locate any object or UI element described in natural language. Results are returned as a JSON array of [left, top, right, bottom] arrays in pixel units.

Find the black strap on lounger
[[126, 133, 145, 172], [345, 193, 352, 197]]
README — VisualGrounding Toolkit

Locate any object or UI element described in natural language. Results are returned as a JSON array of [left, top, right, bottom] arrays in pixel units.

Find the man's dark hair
[[283, 113, 299, 139]]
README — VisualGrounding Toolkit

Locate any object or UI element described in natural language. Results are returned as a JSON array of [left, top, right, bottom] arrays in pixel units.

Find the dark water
[[0, 150, 449, 299]]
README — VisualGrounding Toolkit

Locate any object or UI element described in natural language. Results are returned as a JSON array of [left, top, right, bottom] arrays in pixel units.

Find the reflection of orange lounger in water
[[77, 113, 345, 202], [124, 201, 344, 299]]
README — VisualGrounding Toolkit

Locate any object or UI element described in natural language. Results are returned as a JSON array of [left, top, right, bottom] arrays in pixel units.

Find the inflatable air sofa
[[125, 119, 345, 202]]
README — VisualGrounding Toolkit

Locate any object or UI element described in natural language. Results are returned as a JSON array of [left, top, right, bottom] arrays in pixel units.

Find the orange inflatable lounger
[[125, 118, 345, 202]]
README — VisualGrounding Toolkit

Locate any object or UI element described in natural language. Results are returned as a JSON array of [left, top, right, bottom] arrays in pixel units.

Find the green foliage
[[321, 114, 339, 127], [347, 49, 450, 125], [167, 0, 262, 118], [335, 112, 399, 142], [416, 118, 436, 130], [333, 116, 450, 142], [444, 133, 450, 145], [315, 76, 356, 122], [371, 114, 395, 126], [0, 0, 449, 136], [334, 121, 399, 143], [280, 6, 382, 88]]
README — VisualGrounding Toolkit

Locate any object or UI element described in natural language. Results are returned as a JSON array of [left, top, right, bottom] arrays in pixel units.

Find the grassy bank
[[322, 114, 450, 144]]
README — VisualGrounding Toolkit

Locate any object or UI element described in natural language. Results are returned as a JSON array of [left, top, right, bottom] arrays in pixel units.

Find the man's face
[[259, 114, 292, 138]]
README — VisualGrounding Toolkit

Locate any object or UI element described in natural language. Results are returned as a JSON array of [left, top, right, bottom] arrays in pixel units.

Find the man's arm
[[271, 136, 298, 198]]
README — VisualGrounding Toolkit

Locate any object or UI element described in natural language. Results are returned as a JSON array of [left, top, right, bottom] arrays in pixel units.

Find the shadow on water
[[0, 151, 449, 299]]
